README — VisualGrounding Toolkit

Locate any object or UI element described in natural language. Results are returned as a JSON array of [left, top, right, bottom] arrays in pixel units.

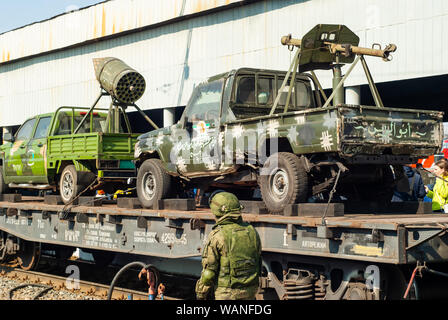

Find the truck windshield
[[184, 79, 224, 124]]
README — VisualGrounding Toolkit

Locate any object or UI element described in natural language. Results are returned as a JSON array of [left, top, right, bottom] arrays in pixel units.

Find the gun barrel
[[281, 34, 301, 47], [281, 34, 397, 61], [327, 43, 397, 61]]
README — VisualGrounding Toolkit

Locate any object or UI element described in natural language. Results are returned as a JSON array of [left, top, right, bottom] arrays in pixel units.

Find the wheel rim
[[142, 171, 156, 200], [269, 169, 289, 201], [61, 171, 74, 200]]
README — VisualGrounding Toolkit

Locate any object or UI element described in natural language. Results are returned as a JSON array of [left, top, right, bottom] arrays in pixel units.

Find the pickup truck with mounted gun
[[134, 24, 443, 214]]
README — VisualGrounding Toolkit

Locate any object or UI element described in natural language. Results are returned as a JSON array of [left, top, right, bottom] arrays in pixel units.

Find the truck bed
[[47, 133, 139, 160]]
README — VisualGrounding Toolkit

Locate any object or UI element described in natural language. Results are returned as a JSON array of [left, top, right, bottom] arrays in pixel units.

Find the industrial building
[[0, 0, 447, 134]]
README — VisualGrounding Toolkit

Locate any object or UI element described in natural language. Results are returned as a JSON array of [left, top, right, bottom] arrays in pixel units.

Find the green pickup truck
[[0, 106, 139, 204]]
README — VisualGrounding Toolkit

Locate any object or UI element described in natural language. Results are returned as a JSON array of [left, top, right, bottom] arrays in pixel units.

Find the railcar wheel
[[137, 159, 172, 209], [259, 152, 308, 214], [17, 240, 40, 271]]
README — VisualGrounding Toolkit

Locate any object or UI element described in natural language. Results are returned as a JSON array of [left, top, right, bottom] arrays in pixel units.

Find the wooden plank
[[44, 195, 63, 205], [284, 203, 344, 217], [345, 201, 432, 214], [117, 197, 142, 209], [240, 201, 269, 215], [3, 194, 22, 203], [156, 199, 196, 211]]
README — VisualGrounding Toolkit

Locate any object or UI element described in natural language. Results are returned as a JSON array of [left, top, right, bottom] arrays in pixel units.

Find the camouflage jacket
[[195, 213, 261, 300]]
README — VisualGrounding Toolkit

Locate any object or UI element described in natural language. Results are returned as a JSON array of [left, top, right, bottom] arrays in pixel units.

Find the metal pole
[[332, 55, 344, 106], [132, 104, 159, 130], [322, 55, 361, 109], [360, 55, 384, 108], [120, 106, 133, 133], [74, 91, 105, 134], [283, 52, 301, 114], [310, 70, 328, 102], [270, 47, 301, 116]]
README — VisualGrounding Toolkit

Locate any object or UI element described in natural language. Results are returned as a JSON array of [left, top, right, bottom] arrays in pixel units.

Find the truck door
[[26, 116, 52, 183], [180, 78, 224, 176], [4, 118, 36, 181]]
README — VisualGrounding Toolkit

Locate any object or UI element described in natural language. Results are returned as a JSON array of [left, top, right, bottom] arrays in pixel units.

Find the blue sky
[[0, 0, 105, 34]]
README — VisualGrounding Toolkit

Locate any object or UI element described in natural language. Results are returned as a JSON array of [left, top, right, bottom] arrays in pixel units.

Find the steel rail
[[0, 266, 179, 300]]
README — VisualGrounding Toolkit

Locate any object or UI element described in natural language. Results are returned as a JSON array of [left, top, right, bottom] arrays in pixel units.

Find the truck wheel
[[259, 153, 308, 214], [59, 165, 80, 204], [137, 159, 172, 209]]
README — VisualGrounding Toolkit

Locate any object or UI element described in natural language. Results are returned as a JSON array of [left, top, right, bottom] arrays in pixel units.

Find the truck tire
[[259, 152, 308, 214], [137, 159, 172, 209], [59, 165, 81, 204]]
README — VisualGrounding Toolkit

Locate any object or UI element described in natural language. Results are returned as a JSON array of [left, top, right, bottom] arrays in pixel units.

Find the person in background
[[158, 283, 165, 300], [423, 183, 434, 202], [391, 165, 426, 202], [425, 159, 448, 212]]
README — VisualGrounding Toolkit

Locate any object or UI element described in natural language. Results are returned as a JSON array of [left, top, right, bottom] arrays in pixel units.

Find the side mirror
[[3, 132, 13, 143]]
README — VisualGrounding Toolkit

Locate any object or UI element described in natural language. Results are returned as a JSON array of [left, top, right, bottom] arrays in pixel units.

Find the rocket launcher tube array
[[93, 57, 146, 104]]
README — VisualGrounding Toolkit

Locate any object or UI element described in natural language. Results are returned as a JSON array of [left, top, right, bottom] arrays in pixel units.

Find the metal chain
[[58, 178, 99, 220], [321, 168, 342, 226]]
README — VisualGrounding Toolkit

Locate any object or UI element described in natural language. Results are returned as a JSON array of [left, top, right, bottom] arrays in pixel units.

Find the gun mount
[[272, 24, 397, 113]]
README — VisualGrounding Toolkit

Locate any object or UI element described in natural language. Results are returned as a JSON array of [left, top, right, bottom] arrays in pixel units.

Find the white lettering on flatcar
[[65, 230, 80, 242], [301, 240, 327, 249], [133, 231, 158, 244], [161, 233, 187, 245]]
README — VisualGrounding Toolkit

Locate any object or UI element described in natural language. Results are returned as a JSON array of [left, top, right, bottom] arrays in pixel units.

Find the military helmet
[[209, 192, 244, 217]]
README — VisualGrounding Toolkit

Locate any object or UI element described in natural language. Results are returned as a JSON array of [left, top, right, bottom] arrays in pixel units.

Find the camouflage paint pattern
[[0, 107, 139, 185], [135, 68, 443, 179]]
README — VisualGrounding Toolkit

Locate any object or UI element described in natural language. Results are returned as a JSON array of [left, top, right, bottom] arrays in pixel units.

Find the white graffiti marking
[[320, 131, 334, 151]]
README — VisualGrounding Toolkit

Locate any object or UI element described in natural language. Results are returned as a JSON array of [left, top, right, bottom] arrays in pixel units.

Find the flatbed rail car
[[1, 198, 448, 300]]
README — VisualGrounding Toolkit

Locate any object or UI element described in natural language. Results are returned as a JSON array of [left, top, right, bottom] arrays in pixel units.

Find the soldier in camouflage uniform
[[195, 192, 262, 300]]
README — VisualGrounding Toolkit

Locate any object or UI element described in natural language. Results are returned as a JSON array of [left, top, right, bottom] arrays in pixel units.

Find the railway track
[[0, 259, 182, 300]]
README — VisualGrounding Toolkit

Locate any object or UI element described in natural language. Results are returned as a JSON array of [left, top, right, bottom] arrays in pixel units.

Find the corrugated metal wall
[[0, 0, 447, 127]]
